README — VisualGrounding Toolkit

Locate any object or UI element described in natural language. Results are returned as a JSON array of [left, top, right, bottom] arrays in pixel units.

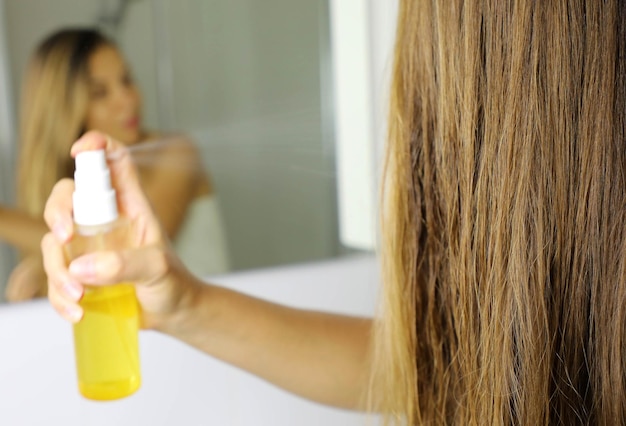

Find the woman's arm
[[42, 132, 374, 410], [0, 207, 49, 301], [5, 255, 47, 301], [0, 205, 48, 255], [162, 282, 373, 409]]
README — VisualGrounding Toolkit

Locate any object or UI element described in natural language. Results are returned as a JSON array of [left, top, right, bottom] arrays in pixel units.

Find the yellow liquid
[[73, 283, 141, 401]]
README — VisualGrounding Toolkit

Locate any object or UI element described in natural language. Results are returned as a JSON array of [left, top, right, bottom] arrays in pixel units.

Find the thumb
[[67, 245, 175, 286]]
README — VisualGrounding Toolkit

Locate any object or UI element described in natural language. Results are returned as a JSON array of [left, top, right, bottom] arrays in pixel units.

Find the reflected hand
[[5, 256, 47, 302], [41, 131, 200, 330]]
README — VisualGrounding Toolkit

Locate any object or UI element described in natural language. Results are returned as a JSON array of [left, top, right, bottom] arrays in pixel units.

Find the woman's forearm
[[0, 205, 48, 255], [160, 282, 373, 410], [5, 255, 48, 301]]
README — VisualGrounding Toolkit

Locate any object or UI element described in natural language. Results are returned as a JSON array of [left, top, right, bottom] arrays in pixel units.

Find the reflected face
[[84, 45, 142, 144]]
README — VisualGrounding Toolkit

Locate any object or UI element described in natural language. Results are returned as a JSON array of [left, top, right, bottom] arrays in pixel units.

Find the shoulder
[[136, 131, 202, 169], [143, 131, 199, 155], [137, 131, 212, 194]]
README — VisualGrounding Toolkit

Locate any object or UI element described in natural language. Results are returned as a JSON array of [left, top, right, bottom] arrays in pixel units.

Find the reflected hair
[[17, 28, 113, 220], [373, 0, 626, 424]]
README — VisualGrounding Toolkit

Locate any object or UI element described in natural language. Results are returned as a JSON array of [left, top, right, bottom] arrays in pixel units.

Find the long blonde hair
[[17, 29, 112, 217], [375, 1, 626, 424]]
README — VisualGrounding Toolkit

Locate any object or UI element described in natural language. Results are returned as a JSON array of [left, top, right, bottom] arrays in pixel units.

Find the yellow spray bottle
[[64, 149, 141, 400]]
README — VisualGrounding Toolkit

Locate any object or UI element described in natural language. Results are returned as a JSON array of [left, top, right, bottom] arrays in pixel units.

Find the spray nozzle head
[[73, 149, 119, 226]]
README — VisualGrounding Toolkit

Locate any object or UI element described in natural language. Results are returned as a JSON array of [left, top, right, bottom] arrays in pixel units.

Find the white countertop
[[0, 255, 381, 425]]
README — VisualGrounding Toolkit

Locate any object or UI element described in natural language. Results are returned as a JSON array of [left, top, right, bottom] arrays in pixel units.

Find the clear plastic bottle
[[64, 150, 141, 401]]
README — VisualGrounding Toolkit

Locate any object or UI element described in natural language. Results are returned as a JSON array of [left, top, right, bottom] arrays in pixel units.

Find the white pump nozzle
[[73, 150, 119, 226]]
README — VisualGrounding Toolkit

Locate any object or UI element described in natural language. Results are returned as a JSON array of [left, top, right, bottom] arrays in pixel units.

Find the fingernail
[[65, 306, 83, 323], [53, 222, 70, 242], [63, 279, 83, 301], [69, 257, 95, 279]]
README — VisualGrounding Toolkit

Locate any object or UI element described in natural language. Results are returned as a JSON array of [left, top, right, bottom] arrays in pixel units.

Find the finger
[[43, 178, 75, 243], [41, 233, 84, 302], [41, 231, 83, 323], [69, 130, 108, 155], [68, 245, 173, 286], [48, 284, 83, 323]]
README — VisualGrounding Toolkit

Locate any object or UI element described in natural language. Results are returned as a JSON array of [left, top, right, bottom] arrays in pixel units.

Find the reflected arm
[[160, 282, 373, 410], [5, 254, 47, 301], [0, 206, 49, 301], [0, 205, 48, 255]]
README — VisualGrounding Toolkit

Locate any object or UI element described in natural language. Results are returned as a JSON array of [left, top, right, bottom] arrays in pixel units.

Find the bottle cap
[[73, 150, 119, 226]]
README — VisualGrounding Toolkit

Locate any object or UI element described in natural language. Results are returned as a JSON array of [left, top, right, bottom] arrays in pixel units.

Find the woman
[[2, 28, 229, 301], [42, 1, 626, 424]]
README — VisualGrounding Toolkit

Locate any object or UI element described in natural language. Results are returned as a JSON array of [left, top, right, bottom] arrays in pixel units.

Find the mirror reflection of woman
[[0, 28, 229, 302]]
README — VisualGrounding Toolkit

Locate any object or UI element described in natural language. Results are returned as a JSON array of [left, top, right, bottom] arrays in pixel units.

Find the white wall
[[2, 0, 340, 276], [329, 0, 399, 251]]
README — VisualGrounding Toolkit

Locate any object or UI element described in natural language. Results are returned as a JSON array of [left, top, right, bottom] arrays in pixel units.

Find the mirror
[[0, 0, 355, 302]]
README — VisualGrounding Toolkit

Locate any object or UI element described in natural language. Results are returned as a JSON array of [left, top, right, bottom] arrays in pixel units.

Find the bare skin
[[42, 132, 373, 409], [83, 45, 213, 237], [0, 207, 50, 299], [1, 136, 209, 301], [3, 45, 211, 302]]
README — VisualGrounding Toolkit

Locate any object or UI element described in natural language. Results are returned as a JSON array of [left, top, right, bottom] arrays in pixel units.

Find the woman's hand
[[41, 131, 200, 330], [42, 131, 372, 410]]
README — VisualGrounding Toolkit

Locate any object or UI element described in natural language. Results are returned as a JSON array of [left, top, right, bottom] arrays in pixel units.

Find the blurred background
[[0, 0, 348, 301]]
